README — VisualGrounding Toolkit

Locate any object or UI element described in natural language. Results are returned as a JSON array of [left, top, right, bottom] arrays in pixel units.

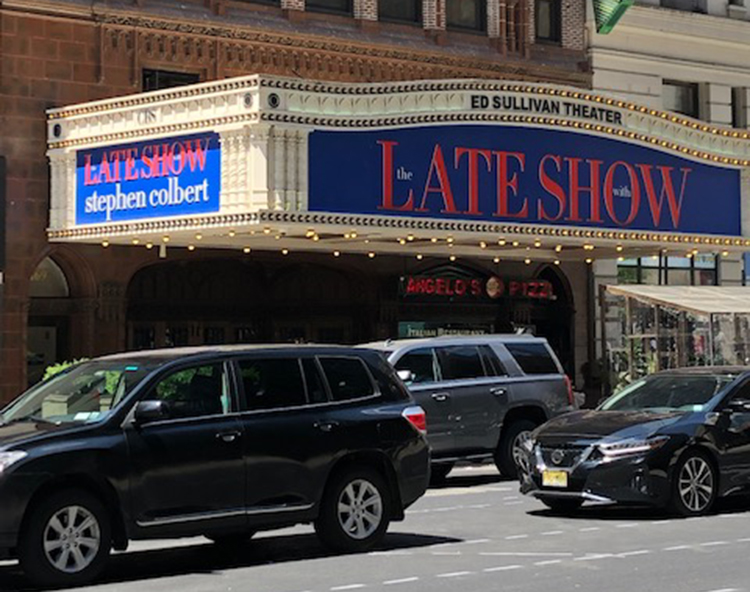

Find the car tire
[[206, 531, 256, 546], [18, 488, 112, 588], [541, 498, 583, 515], [429, 463, 454, 485], [315, 467, 391, 553], [496, 419, 537, 478], [668, 449, 717, 517]]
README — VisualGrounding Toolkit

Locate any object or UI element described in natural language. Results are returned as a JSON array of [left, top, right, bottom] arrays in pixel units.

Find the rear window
[[436, 346, 486, 381], [505, 342, 559, 375], [238, 358, 307, 411], [319, 357, 375, 401]]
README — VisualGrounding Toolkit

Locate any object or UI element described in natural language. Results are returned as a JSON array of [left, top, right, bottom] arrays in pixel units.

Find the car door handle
[[313, 421, 339, 433], [490, 387, 507, 397], [216, 430, 241, 443], [431, 393, 450, 403]]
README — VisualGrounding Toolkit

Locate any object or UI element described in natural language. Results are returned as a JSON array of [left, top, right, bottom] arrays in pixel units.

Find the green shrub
[[42, 359, 89, 382]]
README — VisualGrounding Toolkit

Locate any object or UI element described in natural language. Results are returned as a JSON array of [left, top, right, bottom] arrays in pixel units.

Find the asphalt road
[[3, 465, 750, 592]]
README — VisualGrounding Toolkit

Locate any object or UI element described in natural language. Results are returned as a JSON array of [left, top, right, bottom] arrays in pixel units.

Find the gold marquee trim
[[46, 211, 750, 249]]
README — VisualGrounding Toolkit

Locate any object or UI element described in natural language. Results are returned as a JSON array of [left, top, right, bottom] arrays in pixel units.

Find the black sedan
[[519, 367, 750, 516]]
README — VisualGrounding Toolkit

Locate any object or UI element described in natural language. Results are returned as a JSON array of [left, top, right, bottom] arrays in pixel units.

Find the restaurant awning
[[606, 285, 750, 316]]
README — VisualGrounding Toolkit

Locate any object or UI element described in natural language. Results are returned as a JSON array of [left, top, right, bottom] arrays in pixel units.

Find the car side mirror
[[396, 370, 415, 383], [725, 399, 750, 414], [134, 400, 169, 424]]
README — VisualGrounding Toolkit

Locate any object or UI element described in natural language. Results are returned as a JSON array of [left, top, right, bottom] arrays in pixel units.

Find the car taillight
[[564, 375, 575, 406], [402, 405, 427, 434]]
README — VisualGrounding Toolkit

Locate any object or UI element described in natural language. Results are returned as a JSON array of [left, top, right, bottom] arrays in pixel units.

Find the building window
[[535, 0, 561, 43], [446, 0, 487, 32], [732, 87, 748, 129], [617, 255, 718, 286], [142, 69, 200, 92], [306, 0, 353, 15], [379, 0, 422, 24], [663, 80, 701, 119]]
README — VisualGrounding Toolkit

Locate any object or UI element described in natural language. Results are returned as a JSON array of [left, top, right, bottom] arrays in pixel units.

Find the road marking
[[436, 571, 473, 578], [616, 550, 650, 558], [541, 530, 563, 536], [505, 534, 529, 540], [383, 578, 419, 586], [737, 538, 750, 543], [483, 565, 523, 573], [331, 585, 365, 591], [465, 504, 492, 509], [574, 554, 613, 561], [664, 545, 690, 551], [369, 550, 412, 556], [431, 551, 461, 556], [700, 541, 729, 547], [481, 552, 573, 557], [504, 501, 524, 506], [650, 520, 671, 525], [463, 539, 491, 545], [534, 560, 563, 566], [503, 496, 519, 501], [703, 589, 740, 592], [616, 523, 638, 528], [579, 527, 601, 532]]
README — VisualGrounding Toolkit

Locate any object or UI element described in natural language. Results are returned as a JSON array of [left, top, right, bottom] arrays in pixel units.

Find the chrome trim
[[531, 491, 614, 504], [136, 503, 314, 528]]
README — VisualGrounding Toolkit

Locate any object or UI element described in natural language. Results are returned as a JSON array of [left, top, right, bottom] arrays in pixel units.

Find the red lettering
[[124, 148, 138, 181], [565, 157, 603, 223], [637, 164, 690, 228], [183, 138, 209, 172], [455, 147, 492, 216], [377, 140, 414, 212], [538, 154, 566, 222], [84, 154, 98, 186], [509, 281, 521, 297], [418, 144, 458, 214], [604, 161, 640, 226], [455, 280, 466, 296], [425, 279, 435, 295], [170, 142, 185, 175], [99, 151, 114, 184], [470, 280, 481, 296], [492, 151, 528, 219]]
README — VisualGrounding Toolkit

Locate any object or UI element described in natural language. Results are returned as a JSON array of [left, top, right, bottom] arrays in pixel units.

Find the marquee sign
[[75, 132, 221, 224], [309, 125, 742, 236], [400, 269, 555, 302]]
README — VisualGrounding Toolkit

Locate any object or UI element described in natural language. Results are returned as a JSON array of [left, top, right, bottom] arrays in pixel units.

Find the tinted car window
[[319, 357, 375, 401], [238, 358, 306, 411], [479, 345, 507, 376], [302, 358, 329, 404], [394, 348, 438, 385], [436, 346, 486, 380], [152, 363, 228, 419], [506, 343, 559, 375]]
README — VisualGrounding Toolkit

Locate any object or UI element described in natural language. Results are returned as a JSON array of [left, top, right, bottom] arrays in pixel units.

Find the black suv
[[0, 346, 429, 587]]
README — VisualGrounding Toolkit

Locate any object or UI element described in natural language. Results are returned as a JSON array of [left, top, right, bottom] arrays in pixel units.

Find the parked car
[[361, 335, 575, 480], [519, 367, 750, 516], [0, 345, 429, 587]]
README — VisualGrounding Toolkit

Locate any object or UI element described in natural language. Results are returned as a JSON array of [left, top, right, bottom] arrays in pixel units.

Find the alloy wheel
[[43, 505, 101, 574], [678, 456, 714, 513], [337, 479, 383, 540], [512, 430, 532, 474]]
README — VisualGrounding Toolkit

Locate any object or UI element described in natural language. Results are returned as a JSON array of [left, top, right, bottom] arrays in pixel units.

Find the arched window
[[29, 257, 70, 298]]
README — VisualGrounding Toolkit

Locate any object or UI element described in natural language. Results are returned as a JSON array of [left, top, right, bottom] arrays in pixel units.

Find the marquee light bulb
[[368, 252, 376, 258], [534, 240, 541, 248], [498, 239, 507, 246], [263, 227, 272, 234], [722, 250, 730, 257], [493, 257, 500, 263], [554, 259, 561, 266], [449, 255, 457, 262], [406, 234, 415, 242], [102, 240, 109, 248], [282, 249, 289, 256], [333, 251, 340, 257], [585, 258, 594, 264], [447, 237, 454, 244], [524, 258, 531, 265], [131, 238, 140, 245], [228, 230, 236, 237], [616, 245, 623, 252], [431, 237, 439, 243], [195, 233, 202, 241], [243, 247, 251, 254], [555, 245, 563, 252], [479, 241, 487, 249], [188, 245, 195, 251], [162, 236, 170, 243], [398, 238, 406, 245], [512, 241, 520, 247], [145, 243, 153, 249], [416, 254, 423, 260]]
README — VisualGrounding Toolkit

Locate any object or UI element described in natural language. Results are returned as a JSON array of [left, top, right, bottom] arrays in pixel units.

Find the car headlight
[[0, 451, 27, 473], [597, 436, 669, 459]]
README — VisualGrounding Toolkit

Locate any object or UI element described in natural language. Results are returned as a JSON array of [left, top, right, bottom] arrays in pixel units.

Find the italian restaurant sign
[[75, 132, 221, 224], [309, 125, 742, 236], [400, 271, 554, 302]]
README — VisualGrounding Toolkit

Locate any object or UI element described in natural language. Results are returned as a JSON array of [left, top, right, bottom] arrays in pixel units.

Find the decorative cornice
[[47, 210, 750, 249]]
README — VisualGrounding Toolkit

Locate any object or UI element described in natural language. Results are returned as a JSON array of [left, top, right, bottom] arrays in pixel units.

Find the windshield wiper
[[6, 415, 61, 426]]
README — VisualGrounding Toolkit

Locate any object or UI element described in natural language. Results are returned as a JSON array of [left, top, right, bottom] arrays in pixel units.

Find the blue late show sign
[[75, 132, 221, 224], [309, 125, 742, 236]]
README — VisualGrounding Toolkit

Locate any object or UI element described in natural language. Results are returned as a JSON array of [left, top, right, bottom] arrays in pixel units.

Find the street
[[3, 465, 750, 592]]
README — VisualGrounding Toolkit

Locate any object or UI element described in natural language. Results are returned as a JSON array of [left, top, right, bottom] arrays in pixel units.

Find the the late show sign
[[75, 132, 221, 224], [309, 125, 742, 236]]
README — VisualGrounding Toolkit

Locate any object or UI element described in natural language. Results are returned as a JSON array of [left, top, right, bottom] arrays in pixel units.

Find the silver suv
[[362, 335, 576, 480]]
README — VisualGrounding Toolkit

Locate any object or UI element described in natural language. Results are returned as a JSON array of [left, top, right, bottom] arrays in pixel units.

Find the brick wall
[[423, 0, 446, 30], [562, 0, 585, 51], [281, 0, 305, 10], [354, 0, 377, 20]]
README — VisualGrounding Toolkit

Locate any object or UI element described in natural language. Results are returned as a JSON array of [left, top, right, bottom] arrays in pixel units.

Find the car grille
[[539, 445, 589, 468]]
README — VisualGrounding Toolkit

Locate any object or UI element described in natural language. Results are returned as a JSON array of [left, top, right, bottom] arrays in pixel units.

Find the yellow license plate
[[542, 470, 568, 488]]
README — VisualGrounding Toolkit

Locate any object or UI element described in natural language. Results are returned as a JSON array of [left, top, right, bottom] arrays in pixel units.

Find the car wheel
[[669, 449, 717, 517], [429, 463, 454, 485], [19, 489, 112, 588], [541, 498, 583, 514], [206, 531, 256, 546], [496, 419, 537, 478], [315, 467, 391, 553]]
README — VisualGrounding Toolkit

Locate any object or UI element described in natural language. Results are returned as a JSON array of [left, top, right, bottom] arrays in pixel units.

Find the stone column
[[707, 83, 733, 126]]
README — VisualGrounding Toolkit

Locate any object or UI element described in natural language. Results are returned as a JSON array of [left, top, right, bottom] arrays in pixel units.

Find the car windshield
[[600, 374, 736, 413], [0, 360, 157, 426]]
